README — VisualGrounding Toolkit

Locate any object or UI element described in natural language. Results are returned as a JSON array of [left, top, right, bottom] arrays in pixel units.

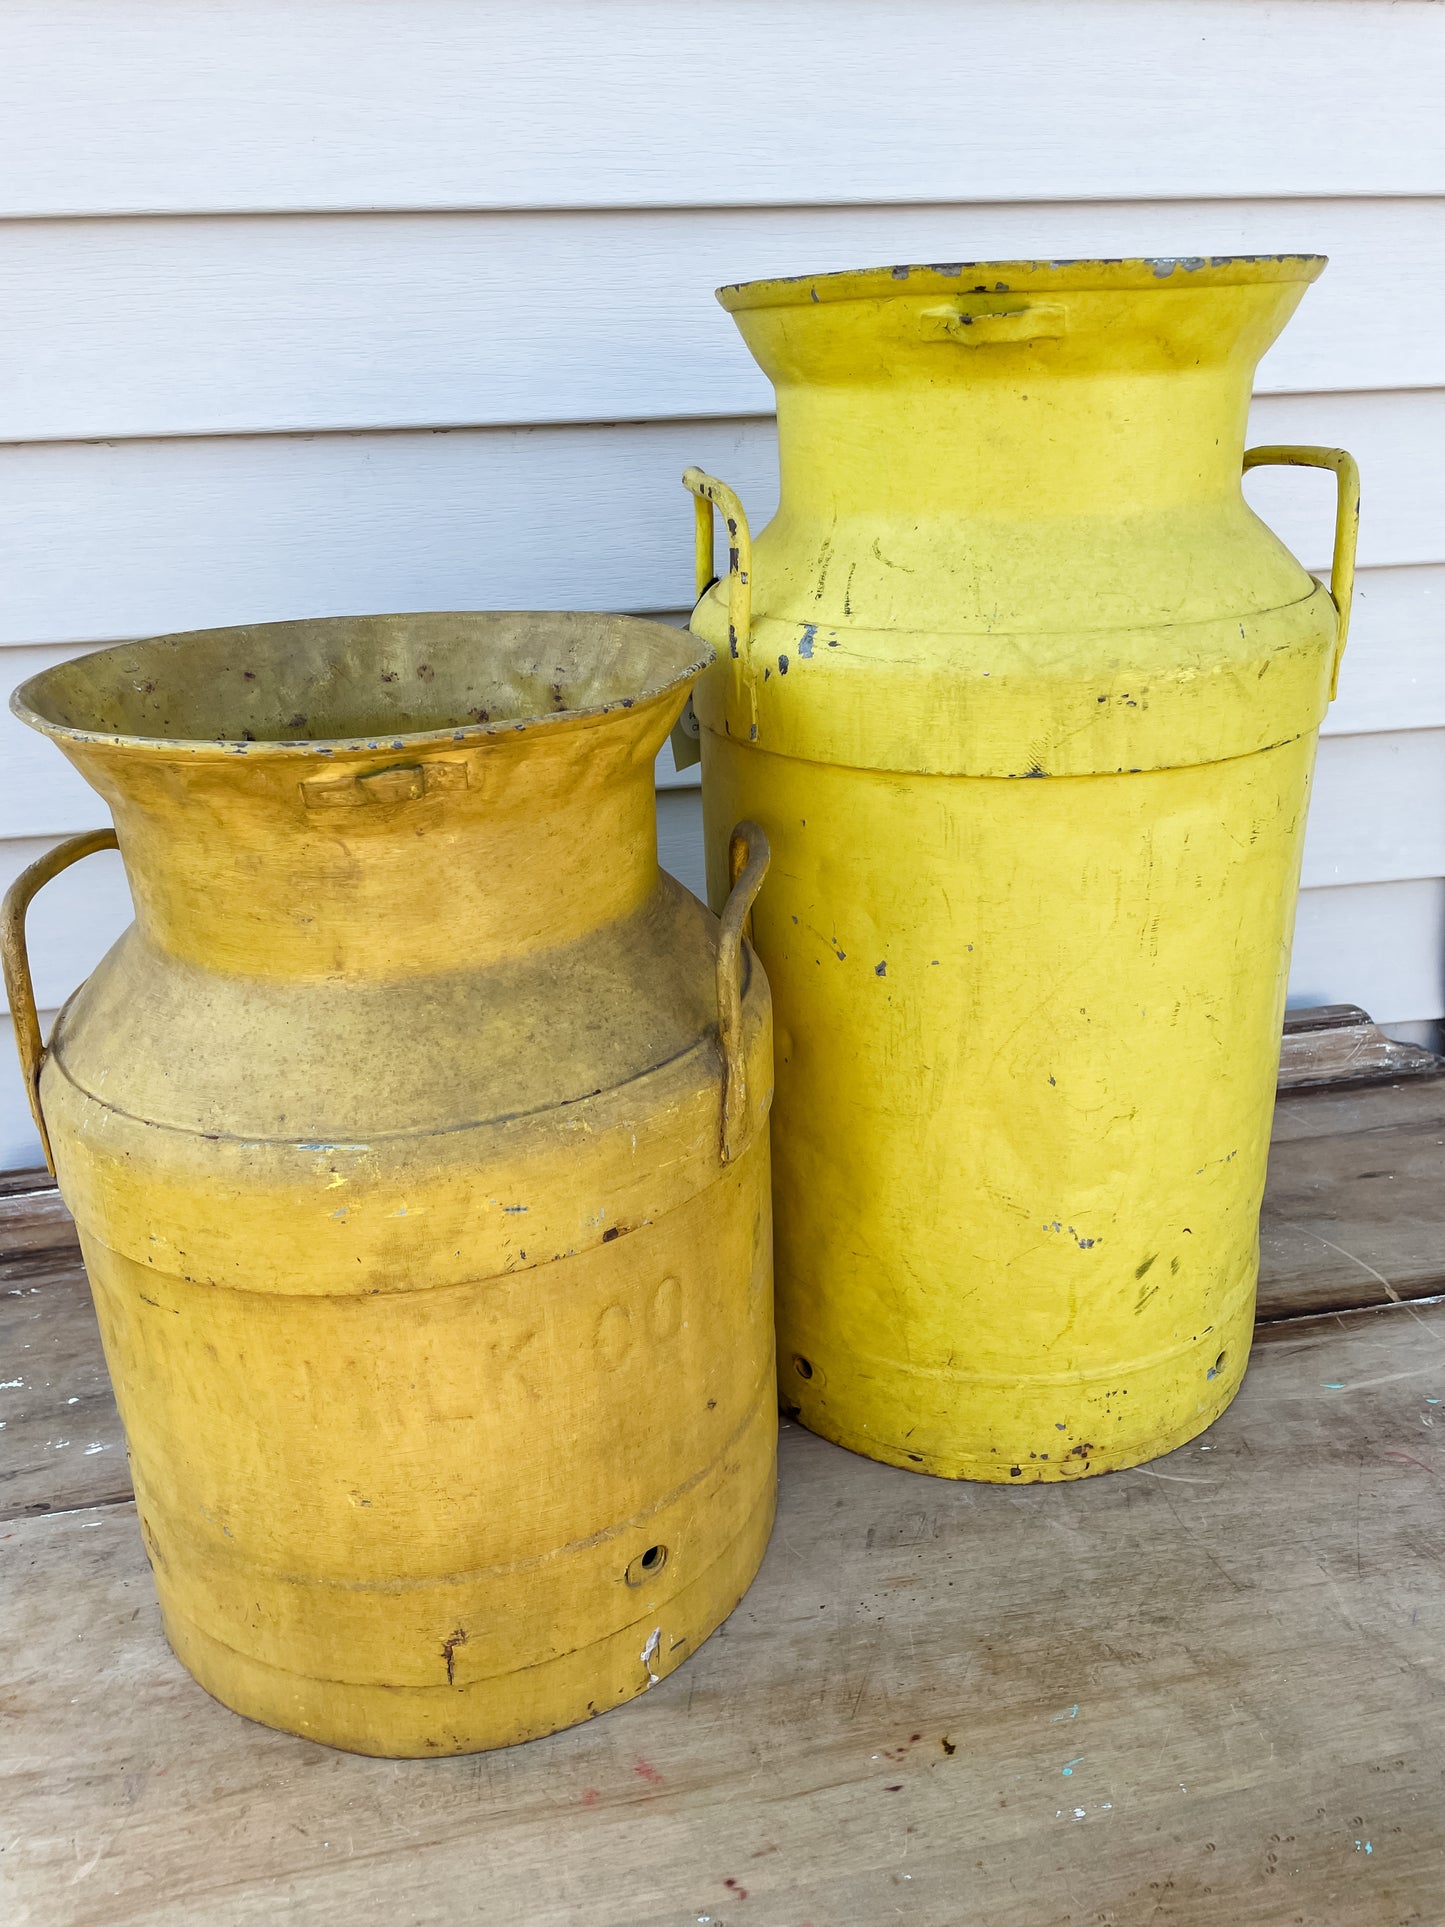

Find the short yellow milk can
[[3, 613, 776, 1754], [684, 256, 1358, 1481]]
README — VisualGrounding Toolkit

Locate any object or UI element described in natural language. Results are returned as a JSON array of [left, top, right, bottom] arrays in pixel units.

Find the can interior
[[14, 611, 707, 750]]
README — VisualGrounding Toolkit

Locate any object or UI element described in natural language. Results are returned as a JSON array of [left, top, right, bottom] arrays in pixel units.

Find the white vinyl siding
[[1, 0, 1442, 1164], [2, 2, 1441, 214]]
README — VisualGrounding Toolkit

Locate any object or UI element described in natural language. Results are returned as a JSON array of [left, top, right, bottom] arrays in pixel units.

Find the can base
[[789, 1378, 1244, 1481], [779, 1294, 1254, 1482], [158, 1479, 776, 1757]]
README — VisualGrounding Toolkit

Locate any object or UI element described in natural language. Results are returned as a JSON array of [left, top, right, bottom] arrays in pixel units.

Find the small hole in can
[[1207, 1351, 1227, 1381], [626, 1544, 668, 1587], [793, 1355, 814, 1380]]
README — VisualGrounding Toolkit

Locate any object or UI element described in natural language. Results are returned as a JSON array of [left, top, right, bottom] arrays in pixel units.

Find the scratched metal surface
[[3, 1301, 1445, 1925], [8, 1075, 1445, 1525]]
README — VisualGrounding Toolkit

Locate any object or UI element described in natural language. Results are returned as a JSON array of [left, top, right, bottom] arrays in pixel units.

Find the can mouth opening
[[12, 611, 711, 757], [718, 254, 1327, 310]]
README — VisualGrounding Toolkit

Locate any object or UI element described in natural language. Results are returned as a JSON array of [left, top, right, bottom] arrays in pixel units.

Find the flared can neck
[[727, 257, 1323, 523], [54, 709, 670, 982], [14, 613, 707, 983]]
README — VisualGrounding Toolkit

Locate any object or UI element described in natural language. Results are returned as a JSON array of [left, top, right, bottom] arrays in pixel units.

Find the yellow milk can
[[3, 613, 775, 1755], [684, 256, 1358, 1482]]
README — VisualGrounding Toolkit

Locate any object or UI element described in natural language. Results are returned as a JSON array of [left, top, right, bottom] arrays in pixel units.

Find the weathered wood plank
[[0, 1166, 81, 1259], [4, 1302, 1445, 1925], [1279, 1003, 1445, 1092], [0, 1256, 130, 1518], [1258, 1079, 1445, 1320]]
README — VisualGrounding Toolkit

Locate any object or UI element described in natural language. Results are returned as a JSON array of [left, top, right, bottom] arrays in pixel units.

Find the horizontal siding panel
[[1302, 730, 1445, 889], [0, 391, 1438, 654], [0, 422, 783, 649], [1289, 878, 1445, 1026], [3, 198, 1442, 442], [1, 646, 103, 836], [1, 2, 1441, 217], [656, 791, 708, 905], [1326, 565, 1445, 738]]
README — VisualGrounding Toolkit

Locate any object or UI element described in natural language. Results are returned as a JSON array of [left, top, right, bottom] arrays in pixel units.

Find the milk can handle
[[1243, 445, 1360, 699], [682, 468, 752, 655], [678, 469, 755, 772], [1, 828, 120, 1174], [716, 819, 770, 1165]]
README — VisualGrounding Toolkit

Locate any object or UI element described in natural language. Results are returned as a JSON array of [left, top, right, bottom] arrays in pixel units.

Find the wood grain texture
[[5, 1303, 1445, 1925], [1, 1, 1441, 217], [1258, 1081, 1445, 1319], [0, 1167, 78, 1254], [1277, 1004, 1445, 1091], [0, 1257, 129, 1519], [1, 198, 1442, 443]]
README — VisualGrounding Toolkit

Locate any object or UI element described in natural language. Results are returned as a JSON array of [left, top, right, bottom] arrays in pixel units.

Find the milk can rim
[[10, 610, 713, 761], [717, 254, 1328, 310]]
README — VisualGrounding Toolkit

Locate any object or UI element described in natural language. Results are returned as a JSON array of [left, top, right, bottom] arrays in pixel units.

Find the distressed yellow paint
[[688, 256, 1356, 1481], [5, 613, 775, 1754]]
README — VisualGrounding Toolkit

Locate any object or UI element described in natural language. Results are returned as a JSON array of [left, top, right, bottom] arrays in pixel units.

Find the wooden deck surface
[[5, 1076, 1445, 1925]]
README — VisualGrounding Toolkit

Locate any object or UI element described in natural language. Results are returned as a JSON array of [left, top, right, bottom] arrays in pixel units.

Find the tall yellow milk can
[[684, 256, 1358, 1481], [3, 613, 775, 1754]]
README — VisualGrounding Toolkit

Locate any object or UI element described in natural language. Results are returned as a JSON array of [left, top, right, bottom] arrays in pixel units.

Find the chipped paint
[[687, 254, 1344, 1483], [6, 608, 778, 1757]]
